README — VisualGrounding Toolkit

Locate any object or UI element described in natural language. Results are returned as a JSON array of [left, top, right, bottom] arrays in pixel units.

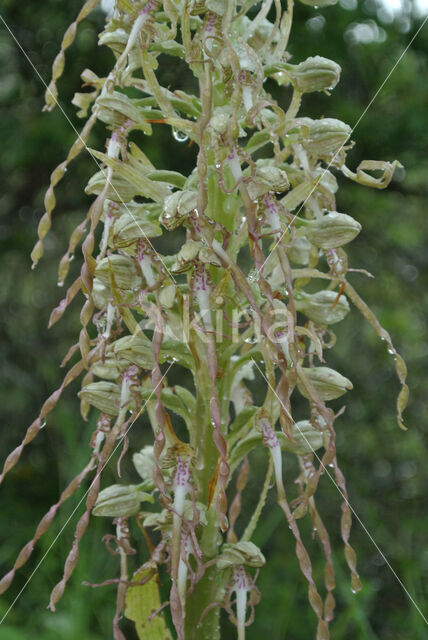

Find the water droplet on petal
[[248, 268, 260, 282], [172, 127, 189, 143], [57, 280, 64, 287]]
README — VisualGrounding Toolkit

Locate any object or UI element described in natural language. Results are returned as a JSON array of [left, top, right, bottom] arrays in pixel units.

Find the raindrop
[[172, 127, 189, 143], [40, 420, 47, 429], [68, 254, 75, 262], [248, 268, 260, 282], [350, 587, 358, 594], [57, 280, 64, 287]]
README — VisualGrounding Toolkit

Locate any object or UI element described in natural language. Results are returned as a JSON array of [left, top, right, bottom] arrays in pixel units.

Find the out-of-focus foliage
[[0, 1, 426, 638]]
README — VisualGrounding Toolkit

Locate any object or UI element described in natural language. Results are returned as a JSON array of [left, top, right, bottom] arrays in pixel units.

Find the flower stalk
[[0, 1, 410, 638]]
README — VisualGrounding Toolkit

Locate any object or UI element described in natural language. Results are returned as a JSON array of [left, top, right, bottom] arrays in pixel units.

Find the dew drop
[[172, 127, 189, 143], [248, 268, 260, 282], [68, 254, 75, 262], [57, 280, 64, 287], [387, 348, 395, 355], [351, 587, 357, 594]]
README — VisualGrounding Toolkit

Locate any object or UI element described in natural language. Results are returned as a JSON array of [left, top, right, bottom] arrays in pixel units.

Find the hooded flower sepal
[[161, 443, 195, 471], [142, 501, 207, 534], [171, 241, 221, 274], [78, 381, 122, 416], [217, 542, 265, 570], [92, 483, 154, 518], [294, 289, 350, 325], [246, 165, 289, 201], [288, 56, 341, 94], [298, 0, 338, 6], [300, 117, 352, 158], [298, 211, 361, 250], [297, 366, 353, 401], [133, 445, 156, 491], [95, 254, 141, 290], [160, 189, 198, 230]]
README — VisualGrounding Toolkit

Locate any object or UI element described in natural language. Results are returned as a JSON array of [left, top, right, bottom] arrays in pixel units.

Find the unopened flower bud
[[298, 366, 353, 401], [217, 542, 266, 569], [93, 484, 153, 518], [294, 290, 350, 325], [291, 56, 341, 94], [300, 211, 361, 249], [95, 254, 141, 290], [300, 117, 351, 156], [78, 381, 121, 415]]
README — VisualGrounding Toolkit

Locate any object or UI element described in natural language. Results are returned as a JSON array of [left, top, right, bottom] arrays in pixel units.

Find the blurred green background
[[0, 0, 427, 638]]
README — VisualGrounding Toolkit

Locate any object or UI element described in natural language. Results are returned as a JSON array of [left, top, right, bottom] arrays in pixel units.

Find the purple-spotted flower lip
[[194, 264, 209, 292], [175, 457, 191, 488], [259, 418, 280, 450], [123, 364, 139, 384], [139, 0, 158, 16]]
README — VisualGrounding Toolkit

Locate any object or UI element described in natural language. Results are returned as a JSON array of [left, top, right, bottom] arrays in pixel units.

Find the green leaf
[[124, 568, 173, 640], [230, 405, 257, 433], [151, 40, 185, 58]]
